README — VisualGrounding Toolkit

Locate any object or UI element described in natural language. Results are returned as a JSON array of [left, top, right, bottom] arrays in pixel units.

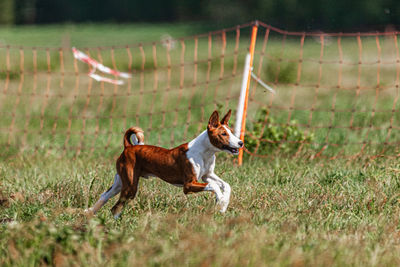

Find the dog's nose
[[238, 141, 244, 147]]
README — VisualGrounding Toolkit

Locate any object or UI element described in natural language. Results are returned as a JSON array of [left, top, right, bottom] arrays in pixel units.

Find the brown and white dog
[[86, 110, 243, 218]]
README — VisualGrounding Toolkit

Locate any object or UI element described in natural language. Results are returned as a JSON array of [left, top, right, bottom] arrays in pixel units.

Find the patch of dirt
[[10, 192, 25, 202], [0, 188, 10, 207], [53, 247, 68, 267]]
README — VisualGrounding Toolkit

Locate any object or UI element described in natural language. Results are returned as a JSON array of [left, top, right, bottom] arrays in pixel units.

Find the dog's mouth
[[222, 145, 240, 155]]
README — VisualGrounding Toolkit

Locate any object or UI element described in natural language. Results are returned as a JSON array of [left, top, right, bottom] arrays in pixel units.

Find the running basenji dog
[[86, 110, 243, 218]]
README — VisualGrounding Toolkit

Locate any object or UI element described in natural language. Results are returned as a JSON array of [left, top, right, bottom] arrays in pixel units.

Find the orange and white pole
[[236, 22, 258, 165]]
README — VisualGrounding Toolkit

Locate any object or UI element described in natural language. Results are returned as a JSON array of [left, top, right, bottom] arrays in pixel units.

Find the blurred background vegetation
[[0, 0, 399, 31]]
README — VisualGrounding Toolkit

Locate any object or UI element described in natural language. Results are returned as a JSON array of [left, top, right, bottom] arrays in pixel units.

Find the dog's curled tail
[[124, 127, 144, 148]]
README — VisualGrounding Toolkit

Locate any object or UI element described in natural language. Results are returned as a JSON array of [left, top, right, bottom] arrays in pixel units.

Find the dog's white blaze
[[223, 125, 242, 148]]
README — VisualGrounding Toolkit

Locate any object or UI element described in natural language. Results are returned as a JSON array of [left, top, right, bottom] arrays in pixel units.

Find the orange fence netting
[[1, 21, 400, 160]]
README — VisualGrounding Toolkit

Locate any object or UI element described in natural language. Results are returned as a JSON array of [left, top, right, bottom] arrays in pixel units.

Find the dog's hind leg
[[85, 173, 122, 215], [111, 168, 139, 219]]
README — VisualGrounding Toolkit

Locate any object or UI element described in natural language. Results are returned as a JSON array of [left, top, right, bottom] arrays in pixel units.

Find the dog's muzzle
[[223, 144, 242, 155]]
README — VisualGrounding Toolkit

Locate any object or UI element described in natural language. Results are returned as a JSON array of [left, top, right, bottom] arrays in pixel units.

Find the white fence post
[[234, 53, 251, 138]]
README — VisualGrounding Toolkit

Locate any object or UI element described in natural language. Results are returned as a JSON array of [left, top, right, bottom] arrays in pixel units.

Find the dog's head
[[207, 110, 243, 155]]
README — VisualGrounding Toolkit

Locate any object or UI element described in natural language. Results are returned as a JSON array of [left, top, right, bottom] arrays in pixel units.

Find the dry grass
[[1, 155, 400, 266]]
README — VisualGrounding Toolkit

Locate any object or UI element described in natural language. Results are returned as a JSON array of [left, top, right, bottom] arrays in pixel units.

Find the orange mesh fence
[[0, 24, 252, 158], [1, 21, 400, 160], [245, 22, 400, 160]]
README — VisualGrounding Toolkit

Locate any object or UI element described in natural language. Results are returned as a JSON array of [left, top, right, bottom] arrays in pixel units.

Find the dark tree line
[[0, 0, 399, 31]]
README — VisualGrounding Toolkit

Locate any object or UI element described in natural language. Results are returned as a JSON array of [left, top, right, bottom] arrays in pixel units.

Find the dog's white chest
[[186, 130, 218, 180], [186, 154, 215, 181]]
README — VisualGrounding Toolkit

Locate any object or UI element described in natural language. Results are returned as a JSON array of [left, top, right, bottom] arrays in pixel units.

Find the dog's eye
[[222, 132, 227, 136]]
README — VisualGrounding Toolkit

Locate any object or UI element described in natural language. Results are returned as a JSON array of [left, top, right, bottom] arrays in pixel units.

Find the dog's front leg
[[183, 179, 225, 212], [183, 180, 212, 194], [203, 173, 231, 213]]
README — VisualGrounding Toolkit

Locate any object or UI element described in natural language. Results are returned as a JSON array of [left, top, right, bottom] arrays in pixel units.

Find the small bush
[[245, 108, 313, 154]]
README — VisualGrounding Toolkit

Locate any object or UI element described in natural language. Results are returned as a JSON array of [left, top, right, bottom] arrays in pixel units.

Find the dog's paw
[[113, 213, 122, 220], [217, 198, 229, 213], [84, 208, 95, 217], [218, 204, 228, 213]]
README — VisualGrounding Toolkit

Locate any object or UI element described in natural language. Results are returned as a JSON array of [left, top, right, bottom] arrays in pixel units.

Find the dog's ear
[[208, 110, 220, 129], [220, 109, 232, 125]]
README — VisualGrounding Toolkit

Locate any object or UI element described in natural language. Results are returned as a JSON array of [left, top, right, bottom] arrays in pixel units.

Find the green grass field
[[1, 23, 400, 266], [1, 155, 400, 266]]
